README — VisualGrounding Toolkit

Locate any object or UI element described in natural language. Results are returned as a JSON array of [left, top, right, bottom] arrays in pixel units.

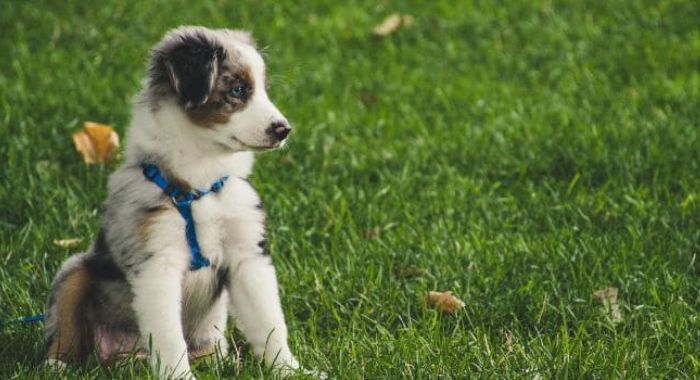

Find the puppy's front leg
[[131, 256, 193, 379], [228, 255, 299, 374]]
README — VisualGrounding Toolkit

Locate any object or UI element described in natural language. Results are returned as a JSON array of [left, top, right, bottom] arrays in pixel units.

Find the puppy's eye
[[229, 85, 248, 99]]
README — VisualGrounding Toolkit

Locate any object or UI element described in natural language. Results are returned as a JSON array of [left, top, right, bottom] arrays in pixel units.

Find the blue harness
[[141, 163, 229, 270], [4, 164, 229, 326]]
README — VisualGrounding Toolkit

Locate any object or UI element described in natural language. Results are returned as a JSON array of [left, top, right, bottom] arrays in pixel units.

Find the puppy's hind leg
[[187, 293, 229, 361], [44, 255, 94, 365]]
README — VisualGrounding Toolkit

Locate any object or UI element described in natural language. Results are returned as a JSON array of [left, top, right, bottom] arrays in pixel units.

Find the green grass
[[2, 0, 700, 378]]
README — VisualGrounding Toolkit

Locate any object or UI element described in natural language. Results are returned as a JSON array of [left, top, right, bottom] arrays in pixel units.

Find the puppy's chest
[[187, 178, 264, 267]]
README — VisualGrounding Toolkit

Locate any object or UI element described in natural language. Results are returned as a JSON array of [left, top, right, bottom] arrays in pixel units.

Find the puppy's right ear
[[151, 29, 224, 109]]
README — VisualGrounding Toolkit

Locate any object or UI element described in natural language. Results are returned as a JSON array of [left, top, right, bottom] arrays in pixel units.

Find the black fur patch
[[213, 266, 230, 300], [84, 230, 126, 282], [144, 205, 167, 213], [258, 238, 269, 256], [150, 29, 225, 109]]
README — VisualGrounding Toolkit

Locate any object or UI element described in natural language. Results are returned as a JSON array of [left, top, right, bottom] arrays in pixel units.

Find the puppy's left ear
[[163, 35, 223, 109]]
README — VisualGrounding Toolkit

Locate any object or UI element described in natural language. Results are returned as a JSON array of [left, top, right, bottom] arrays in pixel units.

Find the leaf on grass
[[359, 91, 379, 107], [502, 329, 515, 354], [395, 265, 425, 279], [425, 290, 465, 315], [372, 14, 414, 37], [366, 227, 380, 239], [53, 238, 82, 248], [72, 121, 120, 164], [593, 287, 623, 323]]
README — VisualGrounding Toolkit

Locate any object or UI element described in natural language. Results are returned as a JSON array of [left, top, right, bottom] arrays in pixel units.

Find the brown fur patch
[[170, 177, 194, 194], [138, 204, 169, 242], [47, 266, 92, 362], [187, 59, 256, 128]]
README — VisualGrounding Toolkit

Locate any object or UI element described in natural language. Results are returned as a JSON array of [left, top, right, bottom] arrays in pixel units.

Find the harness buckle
[[171, 192, 194, 207]]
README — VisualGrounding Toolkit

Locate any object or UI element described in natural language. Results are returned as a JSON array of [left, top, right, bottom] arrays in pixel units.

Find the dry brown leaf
[[53, 238, 83, 248], [395, 265, 425, 279], [425, 290, 465, 315], [359, 91, 379, 107], [593, 287, 623, 323], [366, 227, 380, 239], [372, 14, 414, 37], [502, 329, 515, 354], [72, 121, 120, 164]]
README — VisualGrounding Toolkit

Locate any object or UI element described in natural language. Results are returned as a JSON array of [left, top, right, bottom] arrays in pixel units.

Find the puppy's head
[[148, 26, 290, 152]]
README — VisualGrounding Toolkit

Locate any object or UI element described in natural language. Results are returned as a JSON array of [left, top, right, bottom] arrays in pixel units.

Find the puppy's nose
[[267, 121, 292, 141]]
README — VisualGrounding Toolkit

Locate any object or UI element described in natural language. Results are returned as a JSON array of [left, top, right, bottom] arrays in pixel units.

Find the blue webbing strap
[[141, 163, 229, 270], [4, 165, 229, 326], [0, 314, 44, 326]]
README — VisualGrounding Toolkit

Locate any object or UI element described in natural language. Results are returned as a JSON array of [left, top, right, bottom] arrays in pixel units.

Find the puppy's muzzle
[[267, 121, 292, 142]]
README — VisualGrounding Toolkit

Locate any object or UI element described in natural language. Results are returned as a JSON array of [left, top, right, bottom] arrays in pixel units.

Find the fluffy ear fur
[[150, 28, 225, 109], [223, 29, 256, 48]]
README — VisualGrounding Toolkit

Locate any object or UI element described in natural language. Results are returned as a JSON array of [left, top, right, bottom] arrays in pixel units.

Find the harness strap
[[142, 163, 229, 270], [3, 166, 229, 328], [0, 314, 44, 326]]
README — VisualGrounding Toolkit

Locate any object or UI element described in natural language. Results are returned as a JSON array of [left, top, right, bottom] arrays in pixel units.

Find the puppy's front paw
[[152, 358, 195, 380], [43, 358, 67, 371], [301, 368, 328, 380], [161, 369, 196, 380], [164, 369, 196, 380], [272, 362, 327, 379]]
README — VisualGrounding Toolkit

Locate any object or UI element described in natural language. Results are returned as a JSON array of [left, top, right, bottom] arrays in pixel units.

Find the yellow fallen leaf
[[372, 14, 414, 37], [593, 287, 623, 323], [72, 121, 120, 164], [53, 238, 83, 248], [425, 290, 465, 315]]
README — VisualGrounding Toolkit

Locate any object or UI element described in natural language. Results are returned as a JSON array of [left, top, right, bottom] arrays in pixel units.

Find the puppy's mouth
[[231, 136, 280, 151]]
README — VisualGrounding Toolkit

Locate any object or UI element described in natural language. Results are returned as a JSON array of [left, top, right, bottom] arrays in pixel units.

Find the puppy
[[44, 26, 305, 379]]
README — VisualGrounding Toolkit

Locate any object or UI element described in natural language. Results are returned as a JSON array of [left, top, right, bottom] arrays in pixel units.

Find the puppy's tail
[[44, 254, 94, 363]]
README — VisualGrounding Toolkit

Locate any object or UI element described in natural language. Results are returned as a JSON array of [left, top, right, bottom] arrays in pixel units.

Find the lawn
[[1, 0, 699, 378]]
